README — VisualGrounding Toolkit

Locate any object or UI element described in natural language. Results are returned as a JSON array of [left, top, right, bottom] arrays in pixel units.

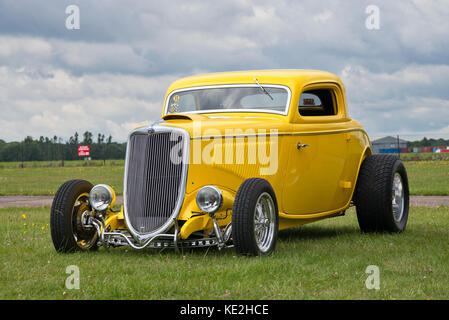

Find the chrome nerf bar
[[90, 216, 231, 250]]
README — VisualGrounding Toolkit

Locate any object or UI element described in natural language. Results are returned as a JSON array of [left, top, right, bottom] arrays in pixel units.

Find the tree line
[[406, 137, 449, 148], [0, 131, 126, 162], [1, 133, 448, 163]]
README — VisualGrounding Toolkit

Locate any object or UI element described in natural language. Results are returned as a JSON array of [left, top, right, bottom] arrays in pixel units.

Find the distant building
[[371, 136, 408, 154]]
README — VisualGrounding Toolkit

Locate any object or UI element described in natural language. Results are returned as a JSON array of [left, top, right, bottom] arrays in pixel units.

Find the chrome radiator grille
[[124, 130, 186, 235]]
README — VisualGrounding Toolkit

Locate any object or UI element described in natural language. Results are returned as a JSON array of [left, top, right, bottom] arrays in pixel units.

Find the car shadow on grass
[[99, 225, 361, 257], [278, 225, 360, 241], [102, 243, 227, 258]]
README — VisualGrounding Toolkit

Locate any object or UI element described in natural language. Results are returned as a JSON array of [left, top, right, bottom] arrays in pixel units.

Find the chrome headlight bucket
[[196, 186, 223, 214], [89, 184, 115, 211]]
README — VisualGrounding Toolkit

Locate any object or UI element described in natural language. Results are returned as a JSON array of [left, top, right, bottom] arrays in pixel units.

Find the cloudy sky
[[0, 0, 448, 142]]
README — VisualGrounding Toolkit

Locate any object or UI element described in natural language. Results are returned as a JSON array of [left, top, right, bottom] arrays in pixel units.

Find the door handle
[[297, 142, 310, 150]]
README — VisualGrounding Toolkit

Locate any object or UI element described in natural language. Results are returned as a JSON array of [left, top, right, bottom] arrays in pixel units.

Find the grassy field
[[0, 164, 124, 196], [1, 206, 448, 299], [0, 160, 125, 169], [405, 161, 449, 195], [0, 159, 447, 196], [400, 152, 449, 161]]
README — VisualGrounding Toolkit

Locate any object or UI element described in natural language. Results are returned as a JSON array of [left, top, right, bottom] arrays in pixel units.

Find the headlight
[[89, 184, 115, 211], [196, 186, 223, 214]]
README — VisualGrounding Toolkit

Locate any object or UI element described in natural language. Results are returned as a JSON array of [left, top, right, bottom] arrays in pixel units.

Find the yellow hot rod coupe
[[50, 70, 409, 256]]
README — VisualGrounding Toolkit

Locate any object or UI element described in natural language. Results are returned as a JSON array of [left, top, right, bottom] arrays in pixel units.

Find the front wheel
[[355, 154, 410, 233], [232, 178, 279, 256], [50, 179, 99, 252]]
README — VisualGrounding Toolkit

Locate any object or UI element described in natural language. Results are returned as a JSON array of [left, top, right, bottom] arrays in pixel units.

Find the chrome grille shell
[[123, 124, 190, 241]]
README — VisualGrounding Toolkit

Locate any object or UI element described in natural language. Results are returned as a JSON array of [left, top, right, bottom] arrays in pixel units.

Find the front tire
[[355, 155, 410, 233], [50, 179, 99, 252], [232, 178, 279, 256]]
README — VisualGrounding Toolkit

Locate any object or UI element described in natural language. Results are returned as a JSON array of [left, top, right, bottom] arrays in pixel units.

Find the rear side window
[[298, 89, 337, 116]]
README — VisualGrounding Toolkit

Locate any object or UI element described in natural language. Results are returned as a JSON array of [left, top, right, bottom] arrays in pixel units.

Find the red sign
[[78, 145, 90, 157]]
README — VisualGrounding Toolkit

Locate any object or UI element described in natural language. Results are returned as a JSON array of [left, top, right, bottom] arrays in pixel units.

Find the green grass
[[0, 159, 124, 169], [404, 161, 449, 195], [400, 152, 449, 162], [1, 206, 449, 299], [0, 165, 124, 196]]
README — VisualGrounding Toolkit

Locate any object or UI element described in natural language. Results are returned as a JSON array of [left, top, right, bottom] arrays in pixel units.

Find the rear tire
[[232, 178, 279, 256], [50, 179, 99, 252], [355, 155, 409, 233]]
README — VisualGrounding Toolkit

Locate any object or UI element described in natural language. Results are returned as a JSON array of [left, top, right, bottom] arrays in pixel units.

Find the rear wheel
[[355, 155, 409, 233], [50, 179, 99, 252], [232, 178, 279, 256]]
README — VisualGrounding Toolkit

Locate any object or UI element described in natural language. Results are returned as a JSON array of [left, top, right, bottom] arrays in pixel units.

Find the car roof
[[166, 69, 343, 92]]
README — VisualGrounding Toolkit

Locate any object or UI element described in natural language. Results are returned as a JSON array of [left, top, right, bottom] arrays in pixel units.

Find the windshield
[[165, 85, 290, 115]]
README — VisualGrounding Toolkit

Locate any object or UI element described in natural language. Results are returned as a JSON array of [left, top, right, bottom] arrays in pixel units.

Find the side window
[[298, 89, 337, 116]]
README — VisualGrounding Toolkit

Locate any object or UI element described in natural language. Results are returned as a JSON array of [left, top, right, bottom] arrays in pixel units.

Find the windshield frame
[[164, 84, 292, 116]]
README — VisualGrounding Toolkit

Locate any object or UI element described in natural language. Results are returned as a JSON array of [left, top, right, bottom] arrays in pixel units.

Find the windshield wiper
[[254, 78, 274, 100]]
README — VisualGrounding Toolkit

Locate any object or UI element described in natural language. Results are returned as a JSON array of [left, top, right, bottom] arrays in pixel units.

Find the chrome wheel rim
[[392, 173, 405, 222], [254, 192, 276, 253], [73, 193, 97, 249]]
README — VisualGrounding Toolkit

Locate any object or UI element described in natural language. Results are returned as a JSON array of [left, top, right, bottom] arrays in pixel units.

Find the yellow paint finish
[[108, 185, 116, 209], [162, 70, 371, 231], [279, 217, 325, 230], [180, 214, 213, 240], [340, 181, 352, 189], [107, 70, 373, 236], [104, 206, 126, 231], [177, 187, 233, 239]]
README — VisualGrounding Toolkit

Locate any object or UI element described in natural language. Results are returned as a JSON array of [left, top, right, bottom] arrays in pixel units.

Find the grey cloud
[[0, 0, 448, 141], [1, 0, 447, 75], [0, 65, 178, 141]]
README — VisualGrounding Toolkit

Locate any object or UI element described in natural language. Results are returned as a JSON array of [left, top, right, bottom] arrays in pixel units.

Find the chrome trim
[[213, 218, 225, 250], [254, 78, 274, 100], [123, 123, 190, 242], [195, 185, 223, 214], [89, 184, 113, 211], [173, 218, 180, 252], [164, 84, 292, 116], [102, 231, 219, 249], [254, 192, 276, 253], [392, 173, 405, 222], [223, 223, 232, 243], [296, 142, 310, 150], [106, 232, 176, 249]]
